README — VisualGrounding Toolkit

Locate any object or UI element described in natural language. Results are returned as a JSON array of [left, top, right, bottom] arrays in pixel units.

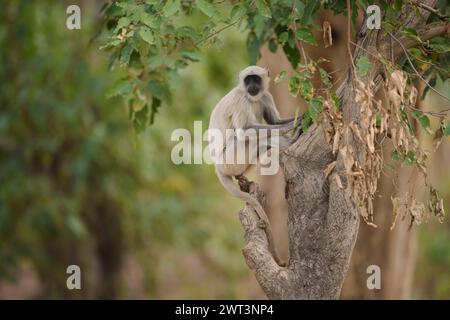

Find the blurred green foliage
[[414, 140, 450, 299], [0, 0, 253, 299], [0, 1, 146, 297]]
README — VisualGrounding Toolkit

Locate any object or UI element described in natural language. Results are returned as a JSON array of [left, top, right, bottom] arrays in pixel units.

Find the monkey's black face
[[244, 74, 262, 96]]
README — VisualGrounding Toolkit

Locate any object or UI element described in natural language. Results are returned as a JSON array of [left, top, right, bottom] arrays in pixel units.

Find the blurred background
[[0, 1, 449, 299]]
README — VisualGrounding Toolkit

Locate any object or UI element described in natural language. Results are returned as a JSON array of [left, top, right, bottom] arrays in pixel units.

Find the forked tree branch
[[239, 0, 444, 300], [394, 20, 449, 58], [412, 1, 448, 20], [239, 183, 295, 299]]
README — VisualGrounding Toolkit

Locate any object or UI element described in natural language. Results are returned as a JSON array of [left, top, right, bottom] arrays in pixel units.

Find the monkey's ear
[[265, 66, 270, 77]]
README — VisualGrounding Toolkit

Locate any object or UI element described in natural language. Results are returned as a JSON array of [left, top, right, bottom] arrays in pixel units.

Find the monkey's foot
[[236, 174, 251, 193]]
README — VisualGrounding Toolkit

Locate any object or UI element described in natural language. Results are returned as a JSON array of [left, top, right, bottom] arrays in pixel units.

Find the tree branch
[[394, 20, 449, 58], [239, 183, 295, 299], [412, 1, 449, 20]]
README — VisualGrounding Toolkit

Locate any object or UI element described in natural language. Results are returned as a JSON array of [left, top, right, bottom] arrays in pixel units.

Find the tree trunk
[[241, 124, 359, 299], [241, 1, 446, 299]]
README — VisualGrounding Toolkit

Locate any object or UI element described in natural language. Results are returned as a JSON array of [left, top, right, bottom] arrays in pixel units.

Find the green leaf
[[393, 0, 402, 10], [115, 17, 131, 32], [300, 0, 320, 25], [196, 0, 223, 21], [140, 12, 158, 28], [331, 92, 340, 110], [319, 67, 332, 88], [283, 41, 300, 68], [405, 150, 415, 165], [413, 111, 432, 134], [150, 97, 162, 124], [139, 27, 154, 44], [254, 13, 266, 38], [162, 0, 181, 17], [278, 32, 288, 45], [288, 76, 300, 97], [445, 123, 450, 136], [274, 70, 287, 83], [255, 0, 271, 18], [247, 32, 260, 65], [401, 28, 422, 44], [181, 50, 201, 61], [356, 55, 372, 77], [230, 5, 247, 21], [106, 79, 133, 98], [419, 114, 430, 129], [295, 27, 317, 45], [428, 37, 450, 53], [133, 104, 149, 134], [292, 1, 305, 19], [308, 97, 323, 121], [119, 44, 134, 66], [268, 38, 278, 53], [301, 109, 312, 132], [148, 55, 165, 69], [299, 80, 313, 100], [148, 80, 172, 104]]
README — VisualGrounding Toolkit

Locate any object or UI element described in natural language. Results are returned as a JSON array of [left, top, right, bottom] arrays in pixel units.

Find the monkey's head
[[238, 66, 270, 101]]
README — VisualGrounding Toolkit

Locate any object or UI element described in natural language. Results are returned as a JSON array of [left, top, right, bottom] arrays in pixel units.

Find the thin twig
[[349, 41, 388, 65], [389, 32, 450, 103], [405, 103, 449, 117], [290, 3, 308, 65], [394, 21, 448, 58], [412, 1, 448, 20], [294, 23, 308, 65], [412, 56, 450, 76], [346, 0, 356, 73], [196, 21, 239, 45]]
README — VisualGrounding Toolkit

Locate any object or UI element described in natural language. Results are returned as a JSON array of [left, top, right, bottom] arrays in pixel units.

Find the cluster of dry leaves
[[320, 69, 445, 228]]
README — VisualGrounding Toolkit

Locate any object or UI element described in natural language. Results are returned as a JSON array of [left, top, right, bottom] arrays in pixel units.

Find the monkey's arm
[[262, 95, 297, 125], [245, 122, 295, 131], [244, 117, 302, 143]]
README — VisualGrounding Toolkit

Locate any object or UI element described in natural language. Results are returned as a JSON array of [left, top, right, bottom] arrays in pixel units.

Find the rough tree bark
[[241, 125, 359, 299], [239, 1, 448, 299]]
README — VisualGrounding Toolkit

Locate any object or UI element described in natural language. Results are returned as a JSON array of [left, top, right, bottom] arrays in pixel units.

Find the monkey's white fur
[[208, 66, 295, 266]]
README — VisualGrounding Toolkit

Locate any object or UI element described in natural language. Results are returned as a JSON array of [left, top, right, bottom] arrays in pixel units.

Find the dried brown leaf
[[323, 21, 332, 48]]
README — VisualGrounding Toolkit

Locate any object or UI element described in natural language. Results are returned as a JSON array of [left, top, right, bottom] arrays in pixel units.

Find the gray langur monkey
[[208, 65, 301, 266]]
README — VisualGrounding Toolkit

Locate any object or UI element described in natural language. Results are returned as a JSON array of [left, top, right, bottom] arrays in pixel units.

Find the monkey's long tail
[[215, 169, 285, 267]]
